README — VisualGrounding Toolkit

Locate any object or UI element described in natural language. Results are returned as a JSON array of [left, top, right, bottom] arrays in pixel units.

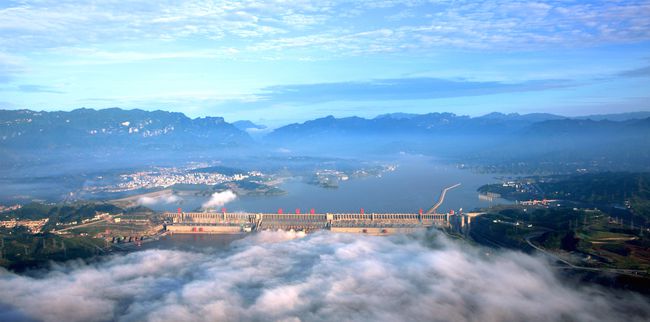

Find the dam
[[163, 183, 473, 235], [163, 211, 466, 235]]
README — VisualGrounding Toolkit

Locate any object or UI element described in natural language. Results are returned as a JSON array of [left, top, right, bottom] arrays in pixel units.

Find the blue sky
[[1, 0, 649, 125]]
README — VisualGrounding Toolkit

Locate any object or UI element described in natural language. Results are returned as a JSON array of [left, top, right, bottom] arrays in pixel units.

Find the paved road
[[56, 218, 108, 232]]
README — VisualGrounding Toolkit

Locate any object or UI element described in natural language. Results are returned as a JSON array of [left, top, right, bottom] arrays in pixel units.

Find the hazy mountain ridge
[[269, 112, 650, 139], [2, 108, 650, 173], [522, 117, 650, 135], [575, 111, 650, 122], [0, 108, 252, 149], [267, 112, 650, 172], [232, 120, 267, 131]]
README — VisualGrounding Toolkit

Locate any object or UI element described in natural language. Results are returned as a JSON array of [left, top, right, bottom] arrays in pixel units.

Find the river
[[148, 154, 512, 214]]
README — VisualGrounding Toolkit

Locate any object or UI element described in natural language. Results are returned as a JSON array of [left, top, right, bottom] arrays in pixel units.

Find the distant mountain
[[270, 112, 650, 142], [232, 120, 267, 131], [267, 113, 650, 172], [0, 108, 252, 149], [524, 117, 650, 135], [3, 108, 650, 174], [476, 111, 650, 122], [575, 111, 650, 122], [477, 112, 566, 122], [268, 112, 552, 142], [374, 113, 419, 120]]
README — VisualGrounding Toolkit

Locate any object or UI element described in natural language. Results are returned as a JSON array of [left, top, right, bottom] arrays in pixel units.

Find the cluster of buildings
[[113, 171, 230, 191], [53, 212, 113, 228], [0, 204, 22, 213], [0, 218, 49, 233], [313, 165, 397, 188], [501, 178, 543, 195], [518, 199, 559, 206], [87, 167, 265, 193], [315, 169, 349, 179]]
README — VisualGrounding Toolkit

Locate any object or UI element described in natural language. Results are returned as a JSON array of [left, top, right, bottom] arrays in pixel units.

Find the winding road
[[525, 231, 646, 276]]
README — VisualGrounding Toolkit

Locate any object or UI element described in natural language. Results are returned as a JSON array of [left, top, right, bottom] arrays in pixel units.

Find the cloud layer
[[2, 1, 650, 55], [0, 231, 648, 322], [257, 77, 573, 104]]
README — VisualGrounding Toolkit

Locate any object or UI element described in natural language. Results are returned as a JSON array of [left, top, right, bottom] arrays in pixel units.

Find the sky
[[1, 0, 650, 125]]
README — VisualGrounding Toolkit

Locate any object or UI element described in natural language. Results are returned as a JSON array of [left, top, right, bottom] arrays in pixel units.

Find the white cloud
[[53, 47, 239, 65], [0, 51, 26, 83], [1, 1, 649, 57], [0, 231, 648, 322], [201, 190, 237, 209], [137, 193, 181, 206]]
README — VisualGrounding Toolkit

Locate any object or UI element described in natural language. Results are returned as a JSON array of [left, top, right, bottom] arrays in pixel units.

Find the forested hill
[[480, 172, 650, 219]]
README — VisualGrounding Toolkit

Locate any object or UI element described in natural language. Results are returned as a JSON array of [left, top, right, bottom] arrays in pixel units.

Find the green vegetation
[[3, 202, 123, 223], [477, 184, 536, 201], [0, 202, 157, 270], [0, 226, 107, 271], [470, 206, 650, 272], [214, 178, 286, 196], [193, 165, 246, 176], [542, 172, 650, 219], [479, 172, 650, 219]]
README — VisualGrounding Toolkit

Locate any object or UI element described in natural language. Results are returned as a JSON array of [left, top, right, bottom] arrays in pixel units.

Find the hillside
[[0, 108, 252, 149], [266, 114, 650, 172]]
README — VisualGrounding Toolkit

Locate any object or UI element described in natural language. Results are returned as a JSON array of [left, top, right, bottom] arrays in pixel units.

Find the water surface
[[152, 155, 512, 213]]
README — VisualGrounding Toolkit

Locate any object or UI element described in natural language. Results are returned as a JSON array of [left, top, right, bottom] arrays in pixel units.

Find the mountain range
[[1, 108, 649, 173], [268, 111, 650, 144], [0, 108, 251, 150]]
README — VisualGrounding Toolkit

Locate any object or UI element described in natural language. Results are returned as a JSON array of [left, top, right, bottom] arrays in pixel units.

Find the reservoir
[[149, 155, 513, 214]]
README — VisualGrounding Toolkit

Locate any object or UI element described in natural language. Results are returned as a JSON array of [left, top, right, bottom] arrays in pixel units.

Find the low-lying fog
[[1, 231, 648, 322]]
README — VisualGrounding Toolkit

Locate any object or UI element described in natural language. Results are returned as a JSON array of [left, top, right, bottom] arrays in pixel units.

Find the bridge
[[426, 183, 461, 215], [164, 184, 468, 235]]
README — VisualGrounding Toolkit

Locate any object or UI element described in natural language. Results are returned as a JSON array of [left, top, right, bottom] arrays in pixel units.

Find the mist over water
[[1, 230, 648, 322]]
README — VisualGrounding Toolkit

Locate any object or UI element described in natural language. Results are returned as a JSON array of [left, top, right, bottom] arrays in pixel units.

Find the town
[[84, 166, 267, 193]]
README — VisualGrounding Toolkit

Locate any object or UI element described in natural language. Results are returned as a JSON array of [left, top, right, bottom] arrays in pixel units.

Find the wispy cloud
[[54, 48, 240, 65], [255, 77, 575, 104], [0, 84, 64, 94], [0, 51, 25, 83], [618, 65, 650, 77], [1, 1, 649, 56], [16, 84, 64, 94], [1, 1, 649, 119]]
